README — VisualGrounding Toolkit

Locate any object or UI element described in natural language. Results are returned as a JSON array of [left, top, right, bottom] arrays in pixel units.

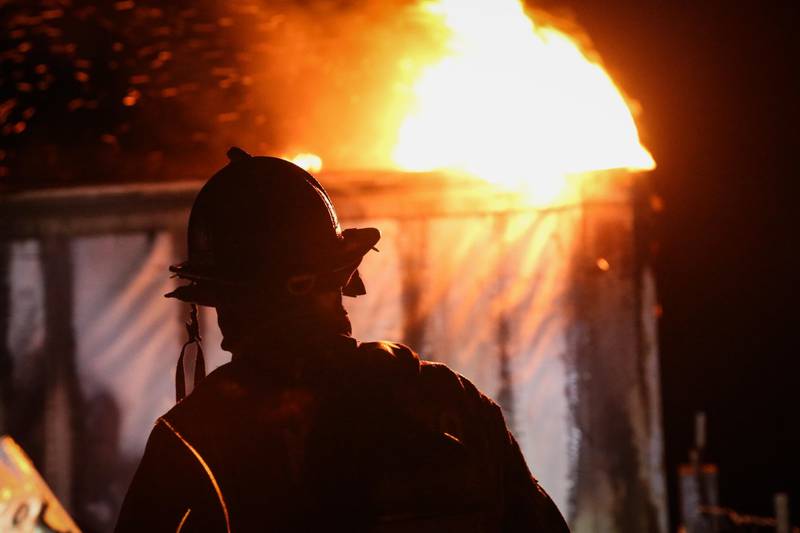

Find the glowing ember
[[393, 0, 655, 202], [288, 152, 323, 173]]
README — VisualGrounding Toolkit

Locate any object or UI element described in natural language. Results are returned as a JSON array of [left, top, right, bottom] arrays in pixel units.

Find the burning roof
[[1, 0, 653, 203]]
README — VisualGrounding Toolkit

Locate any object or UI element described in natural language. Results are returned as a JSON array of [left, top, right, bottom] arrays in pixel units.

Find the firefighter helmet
[[166, 147, 380, 306]]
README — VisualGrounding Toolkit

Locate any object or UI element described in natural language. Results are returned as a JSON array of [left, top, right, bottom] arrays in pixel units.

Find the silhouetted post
[[679, 412, 719, 533], [694, 412, 706, 454], [775, 493, 790, 533]]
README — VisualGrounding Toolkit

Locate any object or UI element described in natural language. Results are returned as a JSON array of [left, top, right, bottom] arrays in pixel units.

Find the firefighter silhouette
[[115, 147, 570, 532]]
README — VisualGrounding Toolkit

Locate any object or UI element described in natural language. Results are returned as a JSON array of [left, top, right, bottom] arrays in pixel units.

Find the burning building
[[2, 0, 666, 531]]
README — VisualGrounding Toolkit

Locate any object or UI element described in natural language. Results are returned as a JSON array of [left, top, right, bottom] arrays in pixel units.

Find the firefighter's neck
[[218, 289, 352, 359]]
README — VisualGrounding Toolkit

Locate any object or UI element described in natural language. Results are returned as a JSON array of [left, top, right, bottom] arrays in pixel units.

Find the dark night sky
[[540, 0, 799, 525]]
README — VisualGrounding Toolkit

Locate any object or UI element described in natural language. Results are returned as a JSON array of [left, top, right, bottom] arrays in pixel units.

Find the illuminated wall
[[2, 174, 666, 532]]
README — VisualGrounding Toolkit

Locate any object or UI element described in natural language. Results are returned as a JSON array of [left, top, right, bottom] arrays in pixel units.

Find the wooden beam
[[0, 242, 10, 434], [40, 236, 81, 512], [1, 170, 634, 240]]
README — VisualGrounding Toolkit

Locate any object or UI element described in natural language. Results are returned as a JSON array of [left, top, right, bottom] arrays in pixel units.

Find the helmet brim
[[166, 226, 381, 304]]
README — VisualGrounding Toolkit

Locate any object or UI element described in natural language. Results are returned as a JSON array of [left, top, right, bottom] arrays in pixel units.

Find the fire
[[288, 152, 323, 173], [392, 0, 655, 202]]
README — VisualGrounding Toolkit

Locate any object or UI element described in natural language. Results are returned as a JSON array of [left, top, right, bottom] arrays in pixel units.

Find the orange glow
[[122, 89, 140, 107], [392, 0, 654, 203], [596, 257, 611, 271], [288, 152, 323, 173]]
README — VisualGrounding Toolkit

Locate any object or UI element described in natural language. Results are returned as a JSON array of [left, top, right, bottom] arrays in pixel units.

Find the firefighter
[[115, 147, 570, 532]]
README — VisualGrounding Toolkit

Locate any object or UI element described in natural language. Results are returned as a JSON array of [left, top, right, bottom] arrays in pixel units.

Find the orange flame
[[287, 152, 323, 173], [392, 0, 654, 203]]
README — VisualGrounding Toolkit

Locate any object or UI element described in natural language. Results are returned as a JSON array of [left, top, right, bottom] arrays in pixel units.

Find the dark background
[[3, 0, 798, 529], [537, 0, 799, 526]]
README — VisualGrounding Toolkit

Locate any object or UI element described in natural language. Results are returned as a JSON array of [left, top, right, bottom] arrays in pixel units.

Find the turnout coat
[[115, 335, 569, 532]]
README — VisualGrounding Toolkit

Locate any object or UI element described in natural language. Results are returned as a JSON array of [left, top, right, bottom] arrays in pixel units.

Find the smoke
[[229, 0, 448, 170], [1, 0, 447, 186]]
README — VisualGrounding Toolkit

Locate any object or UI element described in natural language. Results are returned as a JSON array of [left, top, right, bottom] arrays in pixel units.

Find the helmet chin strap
[[175, 304, 206, 402]]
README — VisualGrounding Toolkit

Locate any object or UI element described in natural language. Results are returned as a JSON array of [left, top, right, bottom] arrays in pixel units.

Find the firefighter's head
[[166, 147, 380, 345]]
